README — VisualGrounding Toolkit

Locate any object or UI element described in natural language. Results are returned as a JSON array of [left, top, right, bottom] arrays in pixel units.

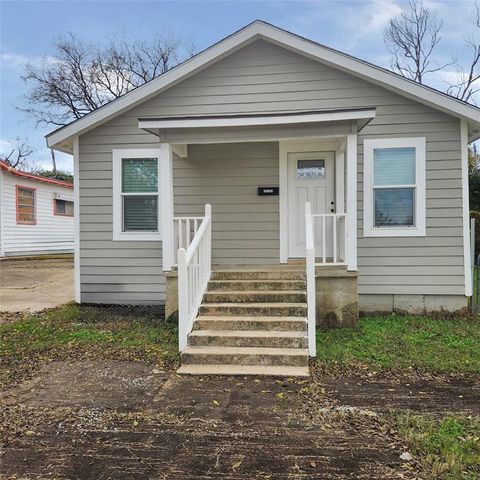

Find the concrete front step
[[203, 290, 306, 304], [211, 270, 306, 281], [208, 280, 306, 291], [177, 364, 310, 377], [199, 303, 308, 317], [181, 346, 309, 367], [194, 316, 307, 331], [188, 330, 307, 348]]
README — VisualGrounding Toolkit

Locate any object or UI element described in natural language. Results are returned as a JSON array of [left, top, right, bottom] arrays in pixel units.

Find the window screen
[[122, 158, 158, 192], [121, 158, 159, 232]]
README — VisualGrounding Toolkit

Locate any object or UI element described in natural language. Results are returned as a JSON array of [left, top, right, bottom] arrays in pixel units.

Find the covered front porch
[[138, 108, 371, 362]]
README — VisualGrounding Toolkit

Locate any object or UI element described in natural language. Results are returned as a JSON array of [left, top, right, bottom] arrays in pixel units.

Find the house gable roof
[[46, 20, 480, 151], [0, 160, 73, 189]]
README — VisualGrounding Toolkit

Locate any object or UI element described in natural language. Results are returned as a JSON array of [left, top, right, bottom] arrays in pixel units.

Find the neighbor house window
[[363, 138, 426, 237], [54, 198, 74, 216], [112, 149, 162, 241], [16, 185, 36, 225]]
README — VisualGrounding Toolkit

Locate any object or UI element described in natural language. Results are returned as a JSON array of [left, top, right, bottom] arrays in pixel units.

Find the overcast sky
[[1, 0, 478, 173]]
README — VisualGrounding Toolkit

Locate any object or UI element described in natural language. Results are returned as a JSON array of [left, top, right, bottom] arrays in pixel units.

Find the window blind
[[123, 196, 158, 231], [373, 147, 415, 186]]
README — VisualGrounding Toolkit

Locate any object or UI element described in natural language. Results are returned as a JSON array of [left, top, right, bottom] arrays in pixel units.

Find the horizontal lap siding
[[78, 134, 165, 304], [358, 117, 463, 295], [78, 39, 465, 302], [173, 143, 280, 265]]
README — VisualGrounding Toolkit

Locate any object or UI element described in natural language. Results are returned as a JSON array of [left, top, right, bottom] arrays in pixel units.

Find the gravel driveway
[[0, 257, 74, 313]]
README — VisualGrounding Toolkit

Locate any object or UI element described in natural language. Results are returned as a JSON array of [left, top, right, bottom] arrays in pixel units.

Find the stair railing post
[[178, 247, 188, 351], [305, 202, 316, 357], [205, 203, 212, 280]]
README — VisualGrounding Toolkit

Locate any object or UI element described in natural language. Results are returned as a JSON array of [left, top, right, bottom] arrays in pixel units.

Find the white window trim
[[113, 148, 163, 241], [363, 137, 426, 237]]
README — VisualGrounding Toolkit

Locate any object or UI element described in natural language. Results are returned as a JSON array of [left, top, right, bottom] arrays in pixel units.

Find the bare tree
[[447, 2, 480, 103], [384, 0, 449, 84], [1, 137, 36, 171], [20, 31, 193, 127]]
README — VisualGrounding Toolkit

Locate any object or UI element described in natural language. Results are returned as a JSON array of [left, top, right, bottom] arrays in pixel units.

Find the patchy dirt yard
[[1, 360, 479, 479], [0, 257, 74, 314], [1, 307, 479, 478]]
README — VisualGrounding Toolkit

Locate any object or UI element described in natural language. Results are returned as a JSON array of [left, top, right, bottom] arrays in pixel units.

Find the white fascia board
[[46, 20, 480, 150], [138, 109, 376, 130]]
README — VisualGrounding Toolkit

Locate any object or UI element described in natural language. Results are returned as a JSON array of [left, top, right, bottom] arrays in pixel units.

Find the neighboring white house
[[45, 21, 480, 373], [0, 160, 74, 257]]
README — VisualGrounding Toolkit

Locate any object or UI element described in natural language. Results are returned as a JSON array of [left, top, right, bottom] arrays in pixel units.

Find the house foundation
[[315, 268, 359, 328], [165, 271, 178, 320], [359, 293, 468, 314]]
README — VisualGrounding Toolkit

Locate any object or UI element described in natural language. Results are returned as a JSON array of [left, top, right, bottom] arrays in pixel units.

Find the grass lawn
[[397, 414, 480, 480], [316, 314, 480, 373], [0, 303, 179, 388]]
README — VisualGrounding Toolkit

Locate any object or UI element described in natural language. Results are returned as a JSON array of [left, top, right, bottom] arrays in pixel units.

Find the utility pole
[[50, 148, 57, 173]]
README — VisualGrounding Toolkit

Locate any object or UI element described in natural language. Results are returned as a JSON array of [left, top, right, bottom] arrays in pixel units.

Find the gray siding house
[[47, 21, 479, 375]]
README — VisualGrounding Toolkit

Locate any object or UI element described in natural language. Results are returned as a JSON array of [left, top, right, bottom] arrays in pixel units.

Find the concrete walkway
[[0, 257, 74, 313]]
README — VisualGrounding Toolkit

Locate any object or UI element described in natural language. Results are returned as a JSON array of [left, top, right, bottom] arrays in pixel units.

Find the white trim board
[[73, 136, 80, 303], [138, 109, 376, 129], [345, 133, 357, 271], [461, 120, 473, 297], [112, 148, 164, 242], [46, 21, 480, 151], [363, 137, 426, 238], [279, 138, 345, 263]]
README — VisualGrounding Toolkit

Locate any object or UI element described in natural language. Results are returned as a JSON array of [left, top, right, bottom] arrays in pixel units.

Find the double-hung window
[[16, 185, 36, 225], [113, 149, 162, 241], [363, 138, 426, 237]]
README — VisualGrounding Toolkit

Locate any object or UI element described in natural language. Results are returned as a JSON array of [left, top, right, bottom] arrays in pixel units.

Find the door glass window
[[297, 159, 325, 179]]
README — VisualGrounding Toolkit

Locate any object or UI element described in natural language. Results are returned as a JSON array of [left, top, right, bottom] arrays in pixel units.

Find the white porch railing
[[311, 213, 347, 266], [177, 204, 212, 351], [305, 203, 349, 357], [173, 215, 205, 267]]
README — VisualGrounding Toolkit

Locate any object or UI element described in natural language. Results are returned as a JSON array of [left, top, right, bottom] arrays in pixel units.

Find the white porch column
[[160, 143, 175, 272], [335, 149, 345, 213], [346, 133, 358, 271]]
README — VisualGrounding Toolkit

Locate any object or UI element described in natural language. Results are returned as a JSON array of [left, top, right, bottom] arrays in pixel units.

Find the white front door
[[287, 151, 335, 258]]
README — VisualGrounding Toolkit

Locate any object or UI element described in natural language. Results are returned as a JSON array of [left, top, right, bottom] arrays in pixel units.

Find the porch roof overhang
[[138, 108, 376, 139]]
